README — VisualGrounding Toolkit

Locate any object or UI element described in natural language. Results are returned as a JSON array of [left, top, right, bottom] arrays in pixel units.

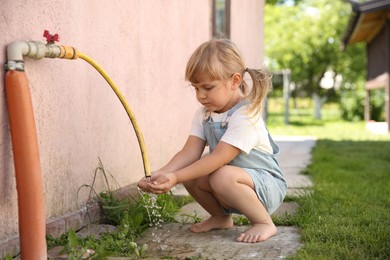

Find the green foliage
[[46, 160, 192, 258], [47, 226, 148, 258], [272, 213, 298, 227], [339, 85, 365, 121], [47, 191, 187, 258], [59, 229, 89, 259], [265, 0, 366, 117], [336, 85, 385, 122], [266, 0, 303, 5], [266, 0, 365, 84], [233, 215, 250, 226], [266, 96, 390, 140], [99, 191, 147, 229], [179, 212, 203, 224], [369, 88, 386, 121]]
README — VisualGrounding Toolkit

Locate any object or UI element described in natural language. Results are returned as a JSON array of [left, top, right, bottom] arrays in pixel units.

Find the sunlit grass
[[294, 139, 390, 259], [267, 98, 390, 141], [267, 98, 390, 259]]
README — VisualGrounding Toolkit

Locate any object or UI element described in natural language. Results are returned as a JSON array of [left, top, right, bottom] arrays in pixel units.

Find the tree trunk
[[313, 93, 327, 120]]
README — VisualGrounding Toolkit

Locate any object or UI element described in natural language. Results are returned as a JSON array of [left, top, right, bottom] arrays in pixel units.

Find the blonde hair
[[185, 39, 272, 116]]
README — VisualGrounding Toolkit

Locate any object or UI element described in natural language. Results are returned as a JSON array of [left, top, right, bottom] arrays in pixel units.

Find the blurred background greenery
[[264, 0, 386, 128]]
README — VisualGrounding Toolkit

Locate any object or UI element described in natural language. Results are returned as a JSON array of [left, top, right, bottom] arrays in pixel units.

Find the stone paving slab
[[137, 223, 301, 260], [274, 136, 316, 196], [136, 199, 300, 259]]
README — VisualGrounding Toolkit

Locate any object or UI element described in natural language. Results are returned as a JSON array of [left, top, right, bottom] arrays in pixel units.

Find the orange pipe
[[5, 70, 47, 259]]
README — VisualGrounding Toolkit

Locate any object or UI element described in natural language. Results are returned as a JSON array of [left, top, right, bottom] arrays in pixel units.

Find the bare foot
[[236, 223, 277, 243], [191, 216, 233, 233]]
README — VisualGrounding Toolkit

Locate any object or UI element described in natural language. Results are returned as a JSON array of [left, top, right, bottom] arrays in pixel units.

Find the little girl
[[138, 39, 287, 243]]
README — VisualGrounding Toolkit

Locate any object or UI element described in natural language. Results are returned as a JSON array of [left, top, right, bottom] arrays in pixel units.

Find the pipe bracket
[[4, 60, 25, 71]]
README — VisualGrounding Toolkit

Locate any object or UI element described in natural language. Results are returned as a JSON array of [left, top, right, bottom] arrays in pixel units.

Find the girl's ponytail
[[245, 68, 272, 117]]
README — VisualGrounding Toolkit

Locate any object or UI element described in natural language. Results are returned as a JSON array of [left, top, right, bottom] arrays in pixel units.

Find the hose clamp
[[4, 60, 25, 71]]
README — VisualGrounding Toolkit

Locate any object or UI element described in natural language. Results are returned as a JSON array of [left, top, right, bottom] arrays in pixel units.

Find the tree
[[265, 0, 366, 119], [266, 0, 303, 5]]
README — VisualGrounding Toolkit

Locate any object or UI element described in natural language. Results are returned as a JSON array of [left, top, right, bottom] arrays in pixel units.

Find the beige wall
[[0, 0, 264, 253]]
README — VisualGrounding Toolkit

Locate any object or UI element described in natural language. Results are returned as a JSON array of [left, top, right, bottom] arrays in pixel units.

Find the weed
[[272, 213, 298, 226], [179, 212, 203, 224], [46, 160, 191, 258], [232, 215, 250, 226], [58, 229, 91, 259]]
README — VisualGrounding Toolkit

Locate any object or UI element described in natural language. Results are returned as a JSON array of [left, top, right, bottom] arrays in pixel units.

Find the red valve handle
[[43, 30, 60, 44]]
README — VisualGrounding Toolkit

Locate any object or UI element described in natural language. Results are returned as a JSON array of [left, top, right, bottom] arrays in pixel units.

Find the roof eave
[[342, 0, 390, 50]]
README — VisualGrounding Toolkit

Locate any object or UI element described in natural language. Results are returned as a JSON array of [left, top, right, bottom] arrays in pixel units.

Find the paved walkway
[[135, 136, 317, 260]]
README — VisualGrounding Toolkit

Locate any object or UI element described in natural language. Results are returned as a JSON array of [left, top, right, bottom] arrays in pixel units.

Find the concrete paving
[[135, 136, 317, 260], [275, 136, 316, 196]]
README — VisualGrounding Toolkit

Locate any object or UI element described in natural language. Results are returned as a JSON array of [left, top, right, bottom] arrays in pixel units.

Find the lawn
[[267, 98, 390, 259]]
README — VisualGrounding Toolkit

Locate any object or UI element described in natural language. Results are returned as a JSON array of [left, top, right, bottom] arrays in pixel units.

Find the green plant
[[3, 254, 13, 260], [272, 212, 298, 226], [179, 212, 203, 224], [59, 229, 91, 259], [232, 215, 250, 226], [47, 159, 192, 258], [339, 87, 365, 121], [370, 88, 385, 121]]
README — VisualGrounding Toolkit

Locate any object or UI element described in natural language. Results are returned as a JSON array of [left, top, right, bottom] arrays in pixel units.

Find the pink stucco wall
[[0, 0, 264, 254], [231, 0, 264, 68]]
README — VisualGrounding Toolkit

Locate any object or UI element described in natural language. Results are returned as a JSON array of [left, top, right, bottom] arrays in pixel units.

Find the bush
[[339, 88, 365, 121], [339, 84, 385, 122], [370, 88, 385, 121]]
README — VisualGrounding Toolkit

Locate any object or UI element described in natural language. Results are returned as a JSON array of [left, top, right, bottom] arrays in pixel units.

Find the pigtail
[[245, 68, 272, 117]]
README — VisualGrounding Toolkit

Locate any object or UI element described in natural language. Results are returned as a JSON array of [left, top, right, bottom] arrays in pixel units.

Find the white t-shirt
[[190, 105, 273, 155]]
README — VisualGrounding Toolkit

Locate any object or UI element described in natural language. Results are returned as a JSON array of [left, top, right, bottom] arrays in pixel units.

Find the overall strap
[[203, 99, 249, 123], [227, 99, 250, 116], [221, 99, 250, 127]]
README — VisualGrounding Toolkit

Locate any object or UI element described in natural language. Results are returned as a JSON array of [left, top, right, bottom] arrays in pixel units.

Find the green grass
[[267, 98, 389, 140], [292, 140, 390, 259], [267, 98, 390, 259]]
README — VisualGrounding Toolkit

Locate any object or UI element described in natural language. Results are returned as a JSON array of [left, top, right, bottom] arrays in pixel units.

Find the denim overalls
[[203, 100, 287, 214]]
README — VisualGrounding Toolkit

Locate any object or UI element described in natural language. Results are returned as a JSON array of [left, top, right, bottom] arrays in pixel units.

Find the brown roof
[[343, 0, 390, 47]]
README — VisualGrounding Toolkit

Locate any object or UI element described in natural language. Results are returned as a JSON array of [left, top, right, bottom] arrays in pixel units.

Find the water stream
[[138, 189, 164, 243]]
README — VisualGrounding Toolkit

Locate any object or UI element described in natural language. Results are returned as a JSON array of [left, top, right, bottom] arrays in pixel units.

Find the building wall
[[0, 0, 264, 254], [231, 0, 264, 68], [367, 21, 390, 80]]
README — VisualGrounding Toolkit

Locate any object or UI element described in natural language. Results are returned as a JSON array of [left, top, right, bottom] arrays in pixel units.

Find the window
[[212, 0, 230, 38]]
